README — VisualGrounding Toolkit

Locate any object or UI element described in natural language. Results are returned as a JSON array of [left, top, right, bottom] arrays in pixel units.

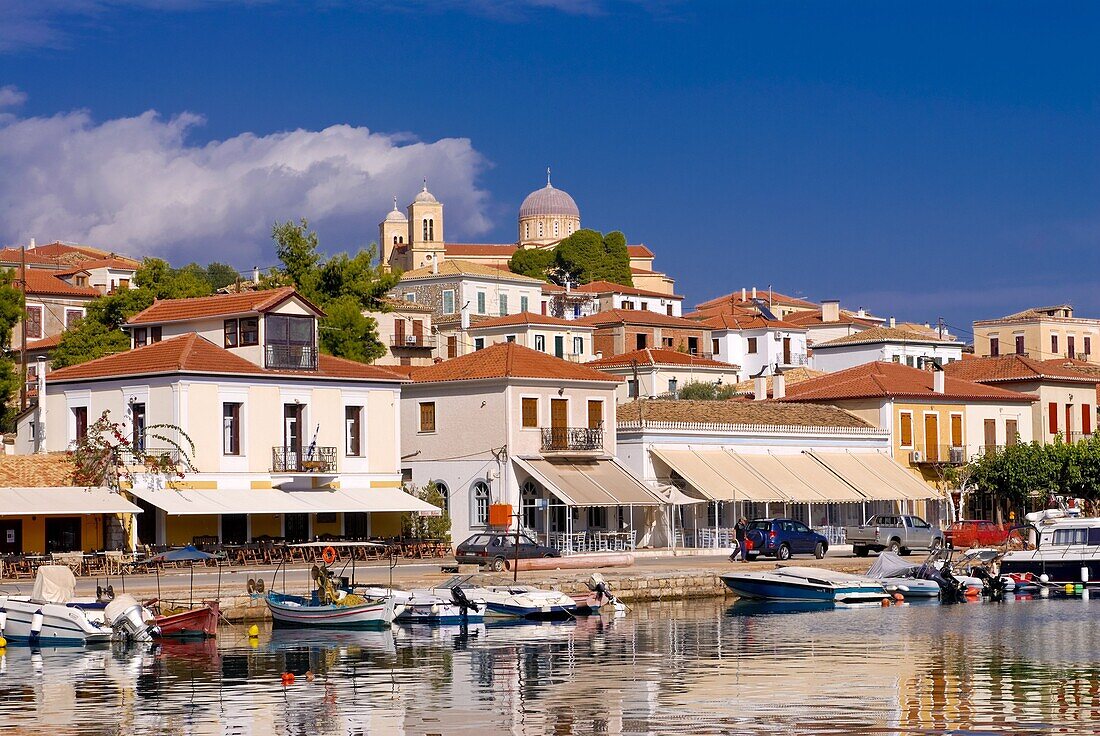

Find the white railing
[[617, 420, 889, 436]]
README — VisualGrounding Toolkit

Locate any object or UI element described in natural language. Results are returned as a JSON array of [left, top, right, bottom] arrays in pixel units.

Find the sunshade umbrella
[[143, 545, 220, 606]]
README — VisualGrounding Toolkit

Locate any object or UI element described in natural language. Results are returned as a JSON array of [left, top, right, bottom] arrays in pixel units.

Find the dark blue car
[[745, 518, 829, 560]]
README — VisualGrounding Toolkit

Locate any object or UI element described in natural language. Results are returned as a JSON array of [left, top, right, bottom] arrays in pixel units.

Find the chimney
[[773, 372, 786, 400], [932, 363, 945, 394], [754, 376, 767, 401], [252, 266, 260, 282], [889, 317, 896, 328], [432, 256, 439, 275], [857, 307, 866, 317], [35, 356, 46, 454], [741, 287, 747, 301], [460, 302, 471, 331], [751, 286, 757, 299], [821, 299, 840, 323], [29, 238, 36, 249]]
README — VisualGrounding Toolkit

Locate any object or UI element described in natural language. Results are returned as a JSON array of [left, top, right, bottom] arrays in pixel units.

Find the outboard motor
[[105, 594, 159, 642], [971, 567, 1007, 602], [586, 573, 626, 612], [449, 585, 481, 615], [918, 561, 967, 603]]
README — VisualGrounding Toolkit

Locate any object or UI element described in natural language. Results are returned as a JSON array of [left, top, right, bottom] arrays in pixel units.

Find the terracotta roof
[[55, 257, 139, 275], [574, 308, 709, 330], [432, 313, 495, 328], [26, 333, 64, 351], [541, 282, 565, 294], [47, 333, 404, 383], [573, 280, 683, 300], [1040, 357, 1100, 379], [20, 268, 101, 297], [696, 289, 817, 311], [731, 367, 827, 397], [468, 311, 590, 330], [783, 309, 877, 329], [626, 245, 655, 258], [783, 361, 1035, 403], [586, 348, 738, 370], [974, 305, 1088, 325], [813, 326, 959, 348], [399, 259, 544, 283], [0, 247, 61, 267], [410, 341, 619, 384], [443, 243, 520, 257], [0, 453, 77, 486], [617, 399, 872, 429], [126, 286, 319, 325], [28, 241, 141, 267], [943, 354, 1100, 385], [378, 297, 435, 314], [699, 311, 803, 331]]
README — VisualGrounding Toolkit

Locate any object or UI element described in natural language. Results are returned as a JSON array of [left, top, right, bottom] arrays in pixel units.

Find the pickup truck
[[845, 515, 943, 557]]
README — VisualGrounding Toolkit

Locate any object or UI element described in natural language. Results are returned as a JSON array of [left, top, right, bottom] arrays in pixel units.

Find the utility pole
[[19, 242, 27, 410], [937, 317, 945, 340]]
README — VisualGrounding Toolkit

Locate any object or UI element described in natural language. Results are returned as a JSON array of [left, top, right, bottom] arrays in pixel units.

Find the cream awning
[[649, 449, 784, 502], [513, 457, 666, 507], [127, 486, 442, 516], [731, 452, 865, 503], [807, 452, 938, 501], [0, 487, 142, 516]]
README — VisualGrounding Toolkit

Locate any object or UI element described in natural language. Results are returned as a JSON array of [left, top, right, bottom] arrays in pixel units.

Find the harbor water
[[1, 596, 1098, 735]]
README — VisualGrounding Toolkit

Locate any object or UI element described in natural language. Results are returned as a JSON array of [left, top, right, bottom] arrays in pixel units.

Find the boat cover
[[865, 551, 922, 579], [31, 565, 77, 603]]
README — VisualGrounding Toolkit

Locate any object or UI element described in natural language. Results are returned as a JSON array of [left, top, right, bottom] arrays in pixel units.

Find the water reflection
[[2, 598, 1099, 735]]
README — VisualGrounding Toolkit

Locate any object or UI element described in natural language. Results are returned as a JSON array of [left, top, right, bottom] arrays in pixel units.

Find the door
[[285, 513, 309, 543], [782, 337, 792, 365], [222, 514, 248, 545], [394, 319, 405, 345], [924, 414, 939, 461], [984, 419, 997, 455], [0, 519, 21, 554], [550, 398, 568, 449], [1006, 419, 1018, 447], [45, 517, 82, 553], [447, 336, 457, 358], [554, 335, 564, 358], [1066, 404, 1074, 439], [283, 404, 304, 468]]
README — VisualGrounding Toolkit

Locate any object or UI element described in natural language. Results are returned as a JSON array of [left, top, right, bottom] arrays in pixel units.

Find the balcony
[[910, 445, 967, 465], [118, 447, 182, 466], [272, 446, 337, 473], [265, 344, 318, 370], [541, 427, 604, 454], [780, 354, 809, 367], [390, 334, 436, 349]]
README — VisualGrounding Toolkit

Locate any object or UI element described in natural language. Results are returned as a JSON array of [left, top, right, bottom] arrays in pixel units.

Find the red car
[[945, 520, 1008, 548]]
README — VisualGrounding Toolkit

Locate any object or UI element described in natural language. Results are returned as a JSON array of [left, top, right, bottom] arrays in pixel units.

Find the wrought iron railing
[[390, 334, 436, 348], [265, 344, 318, 370], [1070, 432, 1094, 443], [118, 447, 182, 465], [540, 427, 603, 452], [272, 446, 337, 473], [912, 445, 967, 465]]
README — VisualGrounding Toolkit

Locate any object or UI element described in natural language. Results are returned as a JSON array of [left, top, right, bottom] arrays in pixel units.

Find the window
[[662, 336, 673, 348], [404, 292, 416, 303], [223, 402, 241, 455], [525, 223, 530, 239], [134, 327, 148, 348], [1068, 336, 1076, 357], [573, 336, 583, 355], [1052, 335, 1059, 355], [1015, 335, 1025, 354], [506, 335, 516, 343], [521, 480, 539, 529], [1006, 419, 1018, 446], [419, 402, 436, 432], [150, 326, 162, 343], [989, 337, 1000, 357], [641, 303, 649, 311], [1083, 404, 1092, 436], [747, 337, 758, 354], [636, 333, 648, 350], [447, 336, 457, 358], [1049, 402, 1059, 435], [587, 507, 606, 529], [520, 295, 529, 313], [1086, 337, 1092, 356], [476, 292, 486, 314], [712, 338, 720, 355], [1053, 528, 1089, 546], [628, 380, 639, 398], [224, 319, 239, 348], [623, 300, 634, 310], [472, 481, 490, 526], [240, 318, 258, 346], [587, 400, 603, 429], [669, 377, 678, 394], [118, 279, 130, 290], [688, 337, 699, 355], [72, 406, 88, 443], [950, 414, 963, 448], [442, 289, 455, 314], [538, 222, 544, 238], [131, 402, 146, 453], [65, 309, 83, 329], [25, 305, 43, 340], [499, 293, 508, 315], [554, 335, 564, 358], [345, 406, 362, 456], [535, 334, 546, 352], [422, 219, 429, 240], [522, 398, 538, 428], [553, 220, 559, 237], [474, 337, 485, 350], [900, 412, 913, 448]]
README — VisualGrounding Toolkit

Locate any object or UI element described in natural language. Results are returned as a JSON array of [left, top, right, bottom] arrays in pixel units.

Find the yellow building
[[973, 304, 1100, 364]]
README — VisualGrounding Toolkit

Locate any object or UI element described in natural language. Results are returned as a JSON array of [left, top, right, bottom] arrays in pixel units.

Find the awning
[[807, 452, 939, 501], [731, 453, 860, 503], [649, 449, 783, 502], [127, 486, 442, 516], [513, 457, 666, 507], [0, 487, 142, 516]]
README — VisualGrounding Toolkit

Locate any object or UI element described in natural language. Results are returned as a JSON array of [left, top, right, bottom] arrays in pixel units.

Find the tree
[[508, 247, 556, 282], [401, 482, 450, 542], [319, 295, 386, 364], [553, 228, 633, 286], [0, 270, 22, 428], [174, 261, 241, 291], [677, 380, 738, 401], [268, 218, 322, 299]]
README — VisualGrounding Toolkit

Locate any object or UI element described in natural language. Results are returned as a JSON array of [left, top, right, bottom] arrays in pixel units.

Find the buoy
[[1039, 573, 1050, 584], [0, 635, 7, 649], [247, 625, 259, 638], [881, 598, 891, 607], [1065, 583, 1075, 594], [892, 592, 905, 602], [322, 546, 337, 566], [281, 672, 295, 685]]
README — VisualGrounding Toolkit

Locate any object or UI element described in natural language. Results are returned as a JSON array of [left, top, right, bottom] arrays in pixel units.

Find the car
[[454, 532, 560, 571], [743, 518, 829, 561], [944, 520, 1008, 549], [845, 514, 943, 556]]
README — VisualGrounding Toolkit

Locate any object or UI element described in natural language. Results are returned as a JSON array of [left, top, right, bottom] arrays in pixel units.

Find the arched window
[[472, 481, 490, 526], [521, 480, 540, 530], [423, 219, 429, 241], [538, 221, 544, 238], [393, 235, 399, 245], [434, 481, 449, 514], [398, 235, 404, 244], [525, 223, 529, 239], [553, 221, 559, 237], [428, 218, 435, 241], [568, 222, 574, 234]]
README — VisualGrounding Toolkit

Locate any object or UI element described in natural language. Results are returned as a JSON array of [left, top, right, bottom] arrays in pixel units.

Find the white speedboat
[[999, 505, 1100, 588], [0, 566, 158, 645], [865, 552, 942, 598], [721, 566, 888, 603], [433, 576, 589, 619], [359, 586, 485, 624]]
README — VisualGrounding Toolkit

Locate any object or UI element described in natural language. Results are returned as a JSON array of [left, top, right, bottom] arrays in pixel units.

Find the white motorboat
[[999, 505, 1100, 588], [433, 576, 589, 619], [359, 586, 486, 624], [721, 566, 888, 603], [865, 552, 942, 598], [0, 566, 158, 645]]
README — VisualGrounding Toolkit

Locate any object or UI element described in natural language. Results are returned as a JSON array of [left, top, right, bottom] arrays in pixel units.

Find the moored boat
[[153, 601, 220, 638], [721, 566, 888, 603], [359, 586, 485, 624], [998, 505, 1100, 588], [432, 576, 586, 619], [265, 591, 402, 629]]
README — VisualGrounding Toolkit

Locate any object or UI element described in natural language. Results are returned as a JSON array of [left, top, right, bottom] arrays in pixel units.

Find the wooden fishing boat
[[265, 591, 402, 629], [153, 600, 220, 638]]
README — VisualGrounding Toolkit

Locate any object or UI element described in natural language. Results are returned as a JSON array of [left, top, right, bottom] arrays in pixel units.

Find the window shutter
[[951, 415, 963, 447], [1083, 405, 1092, 436], [1049, 402, 1059, 435], [900, 413, 913, 447], [521, 398, 538, 428]]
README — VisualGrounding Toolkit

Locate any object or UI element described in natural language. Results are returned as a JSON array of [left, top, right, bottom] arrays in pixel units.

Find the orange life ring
[[322, 546, 337, 566]]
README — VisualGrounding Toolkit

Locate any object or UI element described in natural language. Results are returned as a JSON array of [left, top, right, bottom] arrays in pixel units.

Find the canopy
[[142, 545, 215, 564], [807, 452, 938, 501], [513, 457, 666, 507], [128, 486, 442, 516], [0, 487, 142, 516], [734, 452, 866, 503], [649, 449, 784, 502]]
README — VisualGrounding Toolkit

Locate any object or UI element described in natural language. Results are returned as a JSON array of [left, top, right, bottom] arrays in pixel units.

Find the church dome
[[385, 197, 407, 222], [519, 182, 579, 219], [414, 182, 438, 204]]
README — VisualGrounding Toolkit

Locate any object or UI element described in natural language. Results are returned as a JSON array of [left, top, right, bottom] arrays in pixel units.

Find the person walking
[[731, 517, 748, 563]]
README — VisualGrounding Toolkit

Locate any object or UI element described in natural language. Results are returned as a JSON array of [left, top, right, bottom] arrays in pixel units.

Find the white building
[[587, 348, 742, 402], [703, 311, 810, 378], [467, 312, 596, 361], [811, 326, 964, 373]]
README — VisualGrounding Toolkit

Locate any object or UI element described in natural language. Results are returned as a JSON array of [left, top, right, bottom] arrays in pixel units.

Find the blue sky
[[1, 1, 1098, 333]]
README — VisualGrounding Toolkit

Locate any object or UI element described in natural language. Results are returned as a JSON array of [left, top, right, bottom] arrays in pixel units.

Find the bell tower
[[379, 195, 410, 270], [408, 180, 445, 270]]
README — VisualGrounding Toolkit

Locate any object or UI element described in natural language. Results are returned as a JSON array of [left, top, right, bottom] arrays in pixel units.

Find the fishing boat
[[0, 566, 158, 645], [359, 586, 485, 625], [152, 601, 220, 638], [998, 504, 1100, 589], [432, 576, 588, 619], [263, 564, 404, 629], [720, 566, 888, 603]]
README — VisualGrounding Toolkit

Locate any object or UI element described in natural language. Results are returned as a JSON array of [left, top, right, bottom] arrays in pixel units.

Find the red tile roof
[[813, 326, 960, 348], [0, 453, 77, 486], [575, 308, 709, 330], [468, 311, 589, 329], [443, 243, 520, 257], [28, 241, 141, 267], [945, 354, 1100, 384], [783, 308, 877, 328], [696, 289, 817, 311], [573, 280, 683, 300], [26, 333, 64, 351], [47, 333, 404, 383], [410, 341, 620, 384], [0, 247, 61, 267], [127, 286, 322, 325], [587, 348, 738, 370], [783, 361, 1035, 403], [21, 269, 101, 297], [626, 244, 655, 258], [55, 257, 139, 275], [699, 311, 804, 331]]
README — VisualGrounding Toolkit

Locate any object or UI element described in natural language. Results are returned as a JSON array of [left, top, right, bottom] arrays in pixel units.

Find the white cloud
[[0, 105, 492, 264], [0, 85, 27, 108]]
